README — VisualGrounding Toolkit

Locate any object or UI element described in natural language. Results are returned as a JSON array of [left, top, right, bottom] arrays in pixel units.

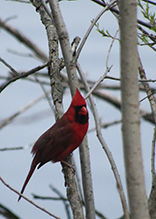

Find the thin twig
[[138, 25, 156, 44], [84, 66, 112, 99], [74, 0, 117, 61], [138, 53, 156, 123], [7, 49, 39, 59], [105, 76, 156, 83], [49, 185, 72, 219], [0, 18, 48, 61], [142, 0, 156, 6], [0, 57, 18, 76], [106, 29, 119, 69], [77, 63, 130, 219], [93, 88, 155, 124], [0, 91, 51, 129], [33, 188, 107, 219], [0, 203, 20, 219], [72, 158, 84, 203], [88, 119, 122, 133], [0, 147, 23, 151], [91, 0, 153, 29], [0, 62, 48, 93], [32, 194, 68, 201], [0, 176, 60, 219], [139, 91, 156, 103], [6, 0, 30, 3], [33, 75, 54, 113]]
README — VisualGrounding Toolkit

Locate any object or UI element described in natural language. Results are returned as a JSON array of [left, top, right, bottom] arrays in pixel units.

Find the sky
[[0, 0, 156, 219]]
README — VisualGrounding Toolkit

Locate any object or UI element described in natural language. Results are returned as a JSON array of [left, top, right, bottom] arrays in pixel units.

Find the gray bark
[[119, 0, 150, 218]]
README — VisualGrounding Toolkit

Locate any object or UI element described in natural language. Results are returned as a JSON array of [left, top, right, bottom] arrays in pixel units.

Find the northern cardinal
[[18, 89, 88, 201]]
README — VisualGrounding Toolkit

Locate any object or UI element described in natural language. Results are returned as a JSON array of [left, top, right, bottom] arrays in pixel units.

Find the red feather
[[18, 89, 88, 201]]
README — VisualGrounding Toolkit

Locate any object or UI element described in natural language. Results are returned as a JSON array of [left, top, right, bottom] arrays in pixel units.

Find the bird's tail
[[18, 159, 37, 201]]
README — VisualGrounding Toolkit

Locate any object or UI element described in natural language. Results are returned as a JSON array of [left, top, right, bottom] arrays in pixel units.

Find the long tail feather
[[18, 161, 37, 201]]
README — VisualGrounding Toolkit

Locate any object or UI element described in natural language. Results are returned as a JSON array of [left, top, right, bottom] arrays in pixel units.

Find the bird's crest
[[71, 89, 86, 106]]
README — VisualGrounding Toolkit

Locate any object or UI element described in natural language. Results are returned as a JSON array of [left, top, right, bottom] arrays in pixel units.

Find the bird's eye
[[79, 106, 88, 115]]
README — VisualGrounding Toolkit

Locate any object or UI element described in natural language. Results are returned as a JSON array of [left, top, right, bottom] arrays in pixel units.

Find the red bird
[[18, 89, 88, 201]]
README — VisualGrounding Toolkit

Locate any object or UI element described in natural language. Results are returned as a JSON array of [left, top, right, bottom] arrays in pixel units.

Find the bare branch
[[6, 0, 30, 3], [0, 203, 20, 219], [0, 57, 18, 76], [138, 25, 156, 44], [88, 119, 122, 133], [0, 62, 48, 93], [91, 0, 154, 29], [0, 147, 23, 151], [33, 75, 54, 113], [49, 1, 96, 218], [49, 185, 72, 219], [142, 0, 156, 6], [138, 54, 156, 123], [0, 176, 60, 219], [106, 29, 119, 69], [77, 63, 129, 219], [84, 66, 112, 99], [34, 183, 108, 219], [74, 0, 117, 62], [0, 18, 48, 62], [0, 91, 51, 130], [93, 89, 155, 124], [148, 174, 156, 219], [31, 0, 86, 218], [49, 0, 79, 95]]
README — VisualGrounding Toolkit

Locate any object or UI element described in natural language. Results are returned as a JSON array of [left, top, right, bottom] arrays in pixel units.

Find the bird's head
[[70, 89, 88, 124]]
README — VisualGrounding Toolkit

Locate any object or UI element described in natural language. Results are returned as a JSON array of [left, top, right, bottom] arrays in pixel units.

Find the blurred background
[[0, 0, 156, 218]]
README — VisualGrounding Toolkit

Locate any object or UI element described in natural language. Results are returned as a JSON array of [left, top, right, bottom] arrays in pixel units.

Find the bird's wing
[[32, 116, 74, 168]]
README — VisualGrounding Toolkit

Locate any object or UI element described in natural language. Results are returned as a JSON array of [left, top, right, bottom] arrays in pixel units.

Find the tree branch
[[0, 176, 60, 219], [0, 61, 48, 93], [77, 63, 129, 219], [91, 0, 154, 29], [0, 18, 48, 62], [0, 91, 51, 129], [48, 1, 97, 219], [138, 54, 156, 123], [74, 0, 117, 62]]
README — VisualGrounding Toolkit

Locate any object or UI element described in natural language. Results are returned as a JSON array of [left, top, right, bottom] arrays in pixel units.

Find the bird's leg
[[61, 160, 75, 173]]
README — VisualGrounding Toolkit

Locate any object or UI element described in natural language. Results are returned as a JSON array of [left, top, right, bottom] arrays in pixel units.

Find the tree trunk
[[119, 0, 150, 218]]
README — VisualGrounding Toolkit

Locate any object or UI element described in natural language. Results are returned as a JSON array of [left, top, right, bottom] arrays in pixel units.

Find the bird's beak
[[79, 106, 88, 115]]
